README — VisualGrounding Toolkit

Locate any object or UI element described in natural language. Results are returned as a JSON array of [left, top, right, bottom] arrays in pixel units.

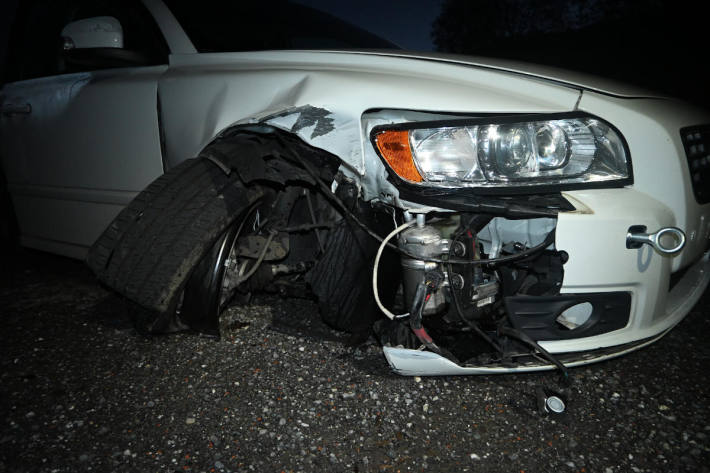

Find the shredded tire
[[87, 158, 258, 314]]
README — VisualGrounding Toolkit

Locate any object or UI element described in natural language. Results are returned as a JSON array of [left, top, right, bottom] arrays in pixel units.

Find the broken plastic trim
[[382, 330, 668, 376]]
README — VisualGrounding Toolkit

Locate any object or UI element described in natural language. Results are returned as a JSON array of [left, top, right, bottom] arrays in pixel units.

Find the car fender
[[157, 50, 582, 200]]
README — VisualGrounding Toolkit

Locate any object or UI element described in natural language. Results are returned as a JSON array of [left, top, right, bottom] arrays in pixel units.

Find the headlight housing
[[371, 113, 632, 191]]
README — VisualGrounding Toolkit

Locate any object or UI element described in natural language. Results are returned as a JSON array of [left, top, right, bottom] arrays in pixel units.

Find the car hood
[[330, 50, 667, 99]]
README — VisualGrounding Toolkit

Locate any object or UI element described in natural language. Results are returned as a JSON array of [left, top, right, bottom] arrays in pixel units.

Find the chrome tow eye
[[626, 225, 686, 254]]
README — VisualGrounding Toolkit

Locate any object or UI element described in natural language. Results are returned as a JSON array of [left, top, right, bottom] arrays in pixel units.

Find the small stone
[[123, 449, 131, 456], [279, 418, 287, 426], [414, 377, 422, 383], [79, 454, 89, 462], [470, 453, 481, 460], [423, 403, 429, 413], [215, 460, 224, 469], [186, 417, 196, 425]]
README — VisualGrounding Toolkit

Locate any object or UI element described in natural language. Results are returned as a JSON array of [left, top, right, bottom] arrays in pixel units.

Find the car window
[[4, 0, 169, 82], [4, 0, 74, 81], [164, 0, 399, 53]]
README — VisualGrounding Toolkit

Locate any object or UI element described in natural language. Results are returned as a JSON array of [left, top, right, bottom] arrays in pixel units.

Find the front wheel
[[178, 200, 265, 336]]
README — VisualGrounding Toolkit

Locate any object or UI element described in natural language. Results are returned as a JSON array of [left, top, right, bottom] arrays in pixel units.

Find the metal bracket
[[237, 235, 288, 260], [626, 225, 686, 254]]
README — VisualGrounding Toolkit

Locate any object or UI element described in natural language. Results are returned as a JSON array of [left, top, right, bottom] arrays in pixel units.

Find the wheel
[[178, 182, 319, 337], [87, 158, 261, 323], [178, 200, 265, 336]]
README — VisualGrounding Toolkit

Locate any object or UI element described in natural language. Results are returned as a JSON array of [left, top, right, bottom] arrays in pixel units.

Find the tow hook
[[626, 225, 686, 254]]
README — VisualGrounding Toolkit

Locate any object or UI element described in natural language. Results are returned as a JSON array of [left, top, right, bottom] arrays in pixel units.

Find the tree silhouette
[[430, 0, 709, 109], [432, 0, 655, 54]]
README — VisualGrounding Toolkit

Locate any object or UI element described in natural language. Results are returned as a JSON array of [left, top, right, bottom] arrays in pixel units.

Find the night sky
[[292, 0, 443, 51]]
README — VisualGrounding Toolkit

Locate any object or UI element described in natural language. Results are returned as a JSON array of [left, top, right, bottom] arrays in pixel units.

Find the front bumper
[[383, 249, 709, 375]]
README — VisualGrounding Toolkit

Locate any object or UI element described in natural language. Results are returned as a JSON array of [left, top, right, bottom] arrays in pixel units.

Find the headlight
[[372, 113, 631, 190]]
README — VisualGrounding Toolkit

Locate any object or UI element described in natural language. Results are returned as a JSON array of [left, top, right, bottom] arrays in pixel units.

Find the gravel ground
[[1, 250, 709, 473]]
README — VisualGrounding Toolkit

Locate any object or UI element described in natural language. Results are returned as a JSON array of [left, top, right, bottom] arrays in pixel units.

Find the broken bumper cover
[[383, 249, 710, 376]]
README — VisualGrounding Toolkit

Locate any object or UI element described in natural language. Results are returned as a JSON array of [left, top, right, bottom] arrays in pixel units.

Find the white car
[[1, 0, 709, 376]]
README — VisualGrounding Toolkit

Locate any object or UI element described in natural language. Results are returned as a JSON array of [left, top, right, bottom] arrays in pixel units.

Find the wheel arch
[[193, 122, 343, 190], [86, 124, 344, 332]]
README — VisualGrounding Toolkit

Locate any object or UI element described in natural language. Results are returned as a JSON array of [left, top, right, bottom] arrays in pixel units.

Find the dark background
[[429, 0, 710, 109], [1, 0, 708, 110]]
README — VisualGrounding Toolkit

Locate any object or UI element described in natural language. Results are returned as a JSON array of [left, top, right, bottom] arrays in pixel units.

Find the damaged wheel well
[[196, 124, 341, 188]]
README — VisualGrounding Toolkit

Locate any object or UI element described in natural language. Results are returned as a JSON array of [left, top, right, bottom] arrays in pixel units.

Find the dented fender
[[157, 50, 582, 204]]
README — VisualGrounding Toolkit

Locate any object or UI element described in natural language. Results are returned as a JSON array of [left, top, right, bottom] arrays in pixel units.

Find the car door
[[0, 0, 169, 259]]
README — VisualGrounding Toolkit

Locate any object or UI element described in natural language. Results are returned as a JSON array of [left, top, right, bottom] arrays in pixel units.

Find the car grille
[[681, 125, 710, 204]]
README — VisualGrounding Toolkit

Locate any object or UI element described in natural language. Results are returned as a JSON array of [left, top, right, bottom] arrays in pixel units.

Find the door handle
[[1, 103, 32, 116]]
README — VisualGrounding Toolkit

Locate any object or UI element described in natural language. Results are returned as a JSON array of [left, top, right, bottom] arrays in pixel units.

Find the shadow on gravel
[[266, 296, 350, 344], [86, 294, 155, 335]]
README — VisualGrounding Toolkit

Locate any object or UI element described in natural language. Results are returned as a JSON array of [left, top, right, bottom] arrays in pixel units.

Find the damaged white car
[[2, 0, 709, 376]]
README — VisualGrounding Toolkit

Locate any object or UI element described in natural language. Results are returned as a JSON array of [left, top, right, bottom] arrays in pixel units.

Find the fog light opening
[[556, 302, 593, 330]]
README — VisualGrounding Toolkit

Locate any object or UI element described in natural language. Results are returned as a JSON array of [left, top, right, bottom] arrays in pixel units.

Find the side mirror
[[61, 16, 123, 50]]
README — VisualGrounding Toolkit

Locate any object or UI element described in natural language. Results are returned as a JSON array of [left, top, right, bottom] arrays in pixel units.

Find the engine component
[[398, 215, 449, 315], [472, 280, 499, 307]]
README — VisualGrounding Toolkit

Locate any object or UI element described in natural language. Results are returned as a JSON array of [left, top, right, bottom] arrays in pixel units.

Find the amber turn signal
[[374, 130, 423, 182]]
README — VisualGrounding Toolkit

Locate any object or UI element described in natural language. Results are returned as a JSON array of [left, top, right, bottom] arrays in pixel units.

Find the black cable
[[408, 282, 428, 331], [287, 144, 400, 248], [288, 144, 556, 266], [277, 222, 334, 232], [447, 232, 504, 354], [408, 278, 458, 363], [498, 325, 569, 379]]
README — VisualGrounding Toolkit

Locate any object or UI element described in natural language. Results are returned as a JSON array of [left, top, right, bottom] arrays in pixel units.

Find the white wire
[[373, 220, 416, 320]]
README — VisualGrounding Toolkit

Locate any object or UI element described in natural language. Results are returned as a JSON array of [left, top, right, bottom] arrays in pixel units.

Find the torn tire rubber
[[178, 201, 261, 337], [86, 158, 259, 330], [306, 183, 401, 336]]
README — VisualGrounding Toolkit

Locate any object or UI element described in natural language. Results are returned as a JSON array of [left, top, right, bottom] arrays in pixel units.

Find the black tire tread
[[87, 158, 255, 313]]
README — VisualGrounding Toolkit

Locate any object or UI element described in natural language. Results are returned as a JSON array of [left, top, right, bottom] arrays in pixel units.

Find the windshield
[[164, 0, 399, 53]]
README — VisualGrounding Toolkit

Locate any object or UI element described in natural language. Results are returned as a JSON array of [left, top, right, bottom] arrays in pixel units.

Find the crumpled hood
[[331, 50, 667, 99]]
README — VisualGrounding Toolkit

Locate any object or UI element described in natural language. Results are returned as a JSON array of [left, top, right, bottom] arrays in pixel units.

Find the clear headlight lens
[[373, 115, 630, 188]]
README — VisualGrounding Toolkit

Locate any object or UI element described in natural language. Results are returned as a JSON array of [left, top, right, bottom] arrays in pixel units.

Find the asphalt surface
[[1, 250, 709, 473]]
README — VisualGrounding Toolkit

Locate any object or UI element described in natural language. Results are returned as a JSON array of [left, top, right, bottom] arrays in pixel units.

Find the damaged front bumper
[[384, 249, 710, 375]]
